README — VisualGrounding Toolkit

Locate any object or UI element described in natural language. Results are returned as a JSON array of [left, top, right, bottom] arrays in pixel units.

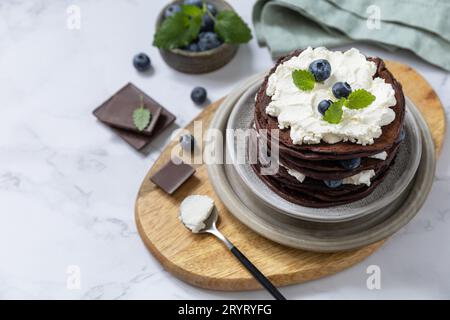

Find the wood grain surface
[[135, 61, 446, 291]]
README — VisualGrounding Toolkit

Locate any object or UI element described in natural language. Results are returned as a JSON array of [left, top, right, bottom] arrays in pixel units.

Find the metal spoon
[[181, 205, 286, 300]]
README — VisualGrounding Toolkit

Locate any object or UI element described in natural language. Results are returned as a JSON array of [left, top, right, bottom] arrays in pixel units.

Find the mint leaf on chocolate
[[133, 95, 152, 131], [323, 98, 345, 124], [215, 11, 252, 44], [153, 11, 202, 49], [292, 70, 316, 91], [345, 89, 375, 110]]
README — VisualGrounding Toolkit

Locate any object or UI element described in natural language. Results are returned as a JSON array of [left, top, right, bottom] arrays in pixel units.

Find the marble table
[[0, 0, 449, 299]]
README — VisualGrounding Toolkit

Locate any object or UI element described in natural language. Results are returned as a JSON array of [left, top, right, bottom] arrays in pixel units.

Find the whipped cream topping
[[279, 162, 306, 182], [343, 170, 376, 187], [266, 47, 397, 145], [369, 151, 388, 160], [280, 162, 375, 186]]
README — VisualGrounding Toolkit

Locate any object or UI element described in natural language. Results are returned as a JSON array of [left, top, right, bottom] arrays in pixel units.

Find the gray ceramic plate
[[205, 73, 436, 252], [226, 79, 422, 222]]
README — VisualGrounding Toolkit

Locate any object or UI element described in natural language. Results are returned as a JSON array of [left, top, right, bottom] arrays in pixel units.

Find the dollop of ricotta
[[369, 151, 388, 160], [279, 162, 305, 182], [266, 47, 397, 145], [179, 195, 214, 233], [343, 170, 376, 187]]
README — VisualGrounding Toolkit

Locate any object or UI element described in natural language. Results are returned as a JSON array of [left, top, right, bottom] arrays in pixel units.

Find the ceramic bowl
[[155, 0, 239, 74]]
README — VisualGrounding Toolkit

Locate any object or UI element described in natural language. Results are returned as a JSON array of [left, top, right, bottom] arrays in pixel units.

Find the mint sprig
[[153, 3, 252, 50], [292, 70, 316, 91], [323, 98, 345, 124], [215, 11, 252, 43], [153, 8, 202, 50], [322, 89, 376, 124], [181, 4, 203, 17], [133, 95, 151, 131], [345, 89, 376, 109]]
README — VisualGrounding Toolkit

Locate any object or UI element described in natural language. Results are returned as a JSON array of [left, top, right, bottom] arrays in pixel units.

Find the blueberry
[[324, 180, 343, 188], [183, 0, 203, 7], [308, 59, 331, 82], [197, 32, 222, 51], [318, 99, 333, 115], [200, 13, 215, 32], [179, 134, 195, 152], [206, 3, 218, 16], [185, 42, 200, 52], [396, 128, 406, 142], [339, 158, 361, 170], [133, 53, 151, 72], [191, 87, 207, 105], [164, 4, 181, 18], [332, 82, 352, 99]]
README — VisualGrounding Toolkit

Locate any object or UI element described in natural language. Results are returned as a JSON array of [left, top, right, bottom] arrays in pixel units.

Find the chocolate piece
[[110, 108, 176, 150], [150, 158, 195, 194], [93, 83, 176, 150], [93, 83, 163, 136]]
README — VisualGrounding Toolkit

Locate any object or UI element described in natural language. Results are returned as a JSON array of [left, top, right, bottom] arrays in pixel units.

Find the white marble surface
[[0, 0, 449, 300]]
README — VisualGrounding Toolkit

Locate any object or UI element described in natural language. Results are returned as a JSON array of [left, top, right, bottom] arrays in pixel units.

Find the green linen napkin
[[253, 0, 450, 71]]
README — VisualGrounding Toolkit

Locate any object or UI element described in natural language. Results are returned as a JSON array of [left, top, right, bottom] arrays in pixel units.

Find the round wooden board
[[135, 61, 446, 291]]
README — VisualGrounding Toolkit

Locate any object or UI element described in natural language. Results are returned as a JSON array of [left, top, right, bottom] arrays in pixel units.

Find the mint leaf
[[153, 12, 202, 49], [323, 98, 345, 124], [292, 70, 316, 91], [215, 11, 252, 44], [181, 4, 203, 17], [345, 89, 376, 110], [133, 96, 152, 131]]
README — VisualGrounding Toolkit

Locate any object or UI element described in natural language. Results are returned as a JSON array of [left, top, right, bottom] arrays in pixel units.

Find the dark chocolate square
[[93, 83, 176, 150], [93, 83, 163, 136], [150, 158, 195, 194]]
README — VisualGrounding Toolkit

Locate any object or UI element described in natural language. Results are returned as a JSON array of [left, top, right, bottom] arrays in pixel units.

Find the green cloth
[[253, 0, 450, 71]]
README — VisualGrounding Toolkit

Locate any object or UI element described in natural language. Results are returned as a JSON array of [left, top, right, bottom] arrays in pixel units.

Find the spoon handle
[[229, 246, 286, 300]]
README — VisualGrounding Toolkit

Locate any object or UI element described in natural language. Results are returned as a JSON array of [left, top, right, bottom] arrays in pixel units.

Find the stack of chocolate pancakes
[[252, 50, 406, 208]]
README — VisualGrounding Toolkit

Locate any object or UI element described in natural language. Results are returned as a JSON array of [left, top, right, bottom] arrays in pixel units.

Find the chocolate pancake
[[252, 154, 395, 207], [256, 127, 403, 173], [251, 133, 399, 198], [254, 50, 405, 159], [278, 143, 400, 180]]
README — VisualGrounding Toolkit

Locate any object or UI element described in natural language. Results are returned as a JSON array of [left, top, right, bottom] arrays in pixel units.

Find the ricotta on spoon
[[180, 195, 215, 233]]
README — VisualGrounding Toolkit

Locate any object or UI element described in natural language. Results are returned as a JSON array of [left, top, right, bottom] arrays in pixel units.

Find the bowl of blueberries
[[154, 0, 252, 74]]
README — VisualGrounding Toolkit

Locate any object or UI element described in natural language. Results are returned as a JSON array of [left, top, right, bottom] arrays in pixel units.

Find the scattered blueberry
[[185, 42, 200, 52], [318, 99, 333, 115], [339, 158, 361, 170], [396, 128, 406, 142], [332, 82, 352, 99], [191, 87, 207, 105], [183, 0, 203, 7], [179, 134, 196, 152], [324, 180, 343, 188], [308, 59, 331, 82], [200, 13, 215, 32], [164, 4, 182, 18], [198, 32, 222, 51], [133, 53, 151, 72], [206, 3, 218, 15]]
